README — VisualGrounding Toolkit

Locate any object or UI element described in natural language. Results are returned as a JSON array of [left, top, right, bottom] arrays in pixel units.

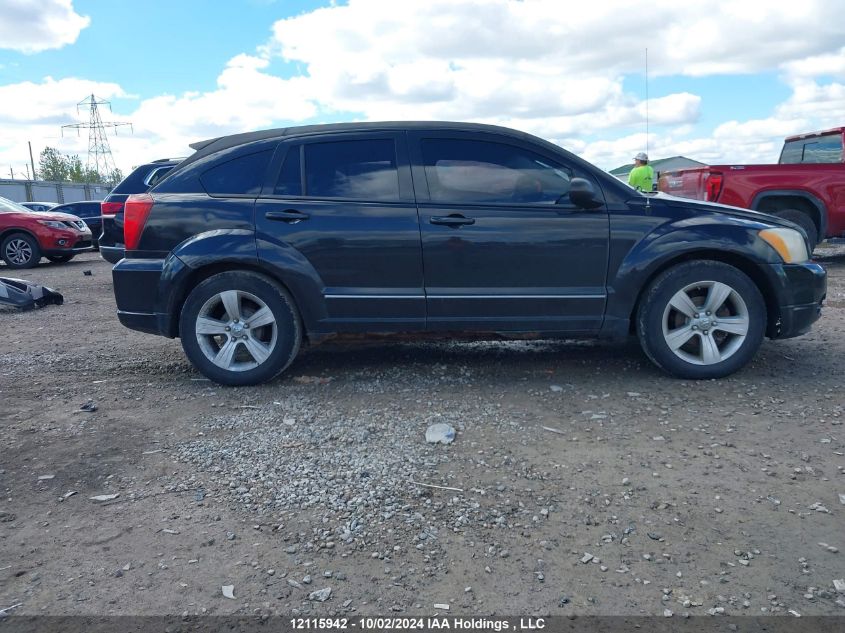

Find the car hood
[[1, 210, 89, 227], [652, 192, 797, 229]]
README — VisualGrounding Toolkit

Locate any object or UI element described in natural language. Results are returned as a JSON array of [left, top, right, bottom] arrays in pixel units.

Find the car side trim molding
[[428, 294, 606, 299], [325, 294, 425, 299], [326, 293, 606, 299]]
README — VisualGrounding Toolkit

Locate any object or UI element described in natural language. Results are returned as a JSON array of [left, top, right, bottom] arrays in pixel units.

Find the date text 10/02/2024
[[290, 617, 547, 630]]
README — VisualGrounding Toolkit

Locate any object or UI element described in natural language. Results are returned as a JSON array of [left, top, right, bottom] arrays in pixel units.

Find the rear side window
[[802, 134, 843, 163], [145, 166, 174, 187], [112, 163, 172, 194], [780, 134, 844, 164], [274, 146, 302, 196], [304, 139, 399, 200], [200, 150, 273, 196], [421, 138, 574, 204]]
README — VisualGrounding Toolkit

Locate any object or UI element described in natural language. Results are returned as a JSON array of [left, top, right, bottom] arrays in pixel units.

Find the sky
[[0, 0, 844, 179]]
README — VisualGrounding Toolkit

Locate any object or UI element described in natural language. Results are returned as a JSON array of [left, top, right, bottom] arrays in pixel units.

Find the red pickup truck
[[658, 127, 845, 250]]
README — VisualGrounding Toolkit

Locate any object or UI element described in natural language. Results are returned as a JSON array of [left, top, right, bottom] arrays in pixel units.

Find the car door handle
[[430, 215, 475, 227], [265, 210, 310, 223]]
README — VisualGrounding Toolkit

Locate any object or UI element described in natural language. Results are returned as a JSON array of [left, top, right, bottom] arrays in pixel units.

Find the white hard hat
[[634, 152, 648, 161]]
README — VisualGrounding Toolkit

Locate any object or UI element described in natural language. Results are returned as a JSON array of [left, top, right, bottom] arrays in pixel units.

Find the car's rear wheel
[[2, 232, 41, 269], [47, 255, 74, 263], [637, 261, 766, 379], [179, 271, 302, 386]]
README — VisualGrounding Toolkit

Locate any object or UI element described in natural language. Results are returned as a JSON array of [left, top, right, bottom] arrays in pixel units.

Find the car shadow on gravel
[[286, 337, 651, 378]]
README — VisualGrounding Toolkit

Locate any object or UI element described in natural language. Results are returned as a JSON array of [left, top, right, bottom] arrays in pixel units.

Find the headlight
[[38, 220, 67, 229], [759, 228, 809, 264]]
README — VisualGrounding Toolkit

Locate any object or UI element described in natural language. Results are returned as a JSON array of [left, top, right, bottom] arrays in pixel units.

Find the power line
[[61, 94, 133, 179]]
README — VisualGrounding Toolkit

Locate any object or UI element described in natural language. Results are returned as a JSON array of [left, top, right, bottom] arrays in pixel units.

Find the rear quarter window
[[200, 150, 273, 196]]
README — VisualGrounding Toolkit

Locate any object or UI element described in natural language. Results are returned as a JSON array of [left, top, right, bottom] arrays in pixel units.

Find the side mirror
[[565, 177, 603, 209]]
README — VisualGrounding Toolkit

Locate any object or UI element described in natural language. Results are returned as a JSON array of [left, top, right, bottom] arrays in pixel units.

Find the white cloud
[[782, 47, 845, 79], [0, 0, 90, 54], [3, 0, 845, 176], [0, 76, 126, 125]]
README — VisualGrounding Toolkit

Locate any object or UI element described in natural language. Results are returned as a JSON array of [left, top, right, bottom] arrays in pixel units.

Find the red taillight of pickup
[[101, 201, 124, 216], [123, 193, 155, 250], [704, 172, 724, 202]]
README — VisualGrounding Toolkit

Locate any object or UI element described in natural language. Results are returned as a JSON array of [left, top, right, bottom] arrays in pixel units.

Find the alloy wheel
[[194, 290, 278, 372], [5, 239, 33, 266], [661, 280, 750, 366]]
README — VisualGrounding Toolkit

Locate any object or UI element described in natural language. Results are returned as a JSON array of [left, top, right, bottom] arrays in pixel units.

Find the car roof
[[180, 121, 574, 178], [784, 127, 845, 142], [189, 121, 538, 150]]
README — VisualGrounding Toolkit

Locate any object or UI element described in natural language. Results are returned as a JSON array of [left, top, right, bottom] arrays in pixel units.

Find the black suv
[[111, 122, 826, 385], [99, 158, 179, 263]]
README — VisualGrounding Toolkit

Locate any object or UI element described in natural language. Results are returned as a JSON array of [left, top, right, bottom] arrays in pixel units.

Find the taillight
[[101, 201, 123, 215], [704, 172, 723, 202], [124, 193, 155, 251]]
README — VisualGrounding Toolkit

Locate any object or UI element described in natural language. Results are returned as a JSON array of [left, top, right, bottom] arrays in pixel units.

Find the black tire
[[636, 260, 766, 379], [773, 209, 818, 253], [179, 271, 302, 386], [47, 255, 74, 263], [1, 232, 41, 269]]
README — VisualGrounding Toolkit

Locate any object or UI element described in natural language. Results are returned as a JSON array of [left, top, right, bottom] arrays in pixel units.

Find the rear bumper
[[113, 257, 170, 336], [100, 245, 125, 264], [117, 310, 163, 335], [769, 261, 826, 339]]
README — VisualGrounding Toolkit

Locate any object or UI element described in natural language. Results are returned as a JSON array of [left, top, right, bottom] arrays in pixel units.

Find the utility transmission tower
[[61, 94, 132, 180]]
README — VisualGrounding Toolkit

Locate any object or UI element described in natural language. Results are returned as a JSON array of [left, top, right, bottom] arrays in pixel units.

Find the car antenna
[[645, 47, 649, 161], [644, 47, 652, 209]]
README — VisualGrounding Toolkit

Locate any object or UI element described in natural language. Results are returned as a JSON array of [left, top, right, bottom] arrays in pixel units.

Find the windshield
[[0, 196, 32, 214]]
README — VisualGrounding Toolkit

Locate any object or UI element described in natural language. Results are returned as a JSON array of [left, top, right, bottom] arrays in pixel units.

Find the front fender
[[605, 216, 781, 327]]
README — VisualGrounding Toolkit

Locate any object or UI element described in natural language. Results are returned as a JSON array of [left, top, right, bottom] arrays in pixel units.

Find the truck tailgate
[[658, 168, 709, 200]]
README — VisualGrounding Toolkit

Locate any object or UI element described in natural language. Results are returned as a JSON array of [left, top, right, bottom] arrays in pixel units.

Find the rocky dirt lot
[[1, 251, 844, 619]]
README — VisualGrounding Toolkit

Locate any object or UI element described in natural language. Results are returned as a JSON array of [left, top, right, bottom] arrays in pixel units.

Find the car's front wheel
[[637, 260, 766, 379], [1, 232, 41, 268], [179, 271, 302, 386]]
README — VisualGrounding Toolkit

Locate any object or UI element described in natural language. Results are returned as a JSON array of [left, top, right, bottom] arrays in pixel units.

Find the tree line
[[38, 147, 124, 186]]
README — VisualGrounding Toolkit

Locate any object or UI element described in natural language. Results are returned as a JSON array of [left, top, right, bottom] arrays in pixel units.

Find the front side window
[[421, 138, 574, 204], [304, 139, 399, 200]]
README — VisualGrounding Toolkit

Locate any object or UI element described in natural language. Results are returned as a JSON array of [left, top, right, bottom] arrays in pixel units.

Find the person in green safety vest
[[628, 152, 654, 192]]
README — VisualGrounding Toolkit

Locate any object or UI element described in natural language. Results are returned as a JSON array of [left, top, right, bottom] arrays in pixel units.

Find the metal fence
[[0, 179, 111, 204]]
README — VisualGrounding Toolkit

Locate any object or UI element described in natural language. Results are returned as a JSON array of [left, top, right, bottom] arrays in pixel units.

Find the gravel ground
[[1, 251, 845, 618]]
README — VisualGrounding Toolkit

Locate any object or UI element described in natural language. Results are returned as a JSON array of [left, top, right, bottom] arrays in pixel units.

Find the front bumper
[[769, 261, 826, 339], [42, 242, 94, 256]]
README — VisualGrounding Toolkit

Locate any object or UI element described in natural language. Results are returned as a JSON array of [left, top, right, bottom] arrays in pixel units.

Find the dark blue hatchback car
[[111, 122, 826, 385]]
